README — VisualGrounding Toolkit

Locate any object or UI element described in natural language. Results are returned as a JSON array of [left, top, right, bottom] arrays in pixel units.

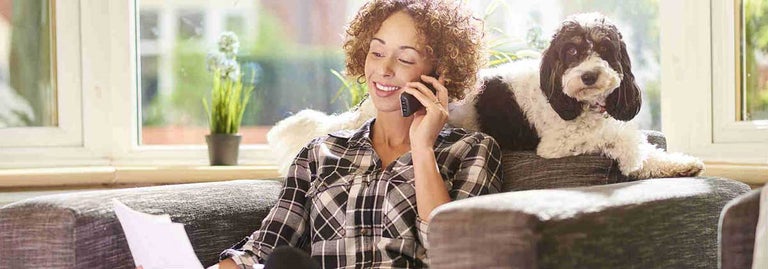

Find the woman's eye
[[371, 52, 383, 57], [399, 59, 415, 64], [567, 47, 578, 56]]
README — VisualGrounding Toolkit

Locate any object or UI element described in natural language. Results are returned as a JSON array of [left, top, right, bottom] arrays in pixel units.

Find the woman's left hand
[[402, 74, 449, 151]]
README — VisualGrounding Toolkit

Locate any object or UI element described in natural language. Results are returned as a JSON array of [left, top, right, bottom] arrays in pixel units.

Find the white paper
[[113, 199, 204, 269]]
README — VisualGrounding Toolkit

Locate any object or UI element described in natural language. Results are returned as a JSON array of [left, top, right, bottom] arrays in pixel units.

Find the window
[[740, 0, 768, 121], [0, 0, 56, 128], [136, 0, 660, 149], [137, 0, 366, 146], [0, 0, 82, 150], [662, 0, 768, 167]]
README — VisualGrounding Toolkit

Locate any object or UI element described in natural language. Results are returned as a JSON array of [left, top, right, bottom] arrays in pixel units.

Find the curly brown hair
[[343, 0, 485, 100]]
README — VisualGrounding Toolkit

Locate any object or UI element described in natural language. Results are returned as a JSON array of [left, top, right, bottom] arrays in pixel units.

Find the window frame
[[0, 0, 277, 170], [0, 0, 83, 148], [99, 0, 277, 167], [712, 0, 768, 143], [660, 0, 768, 164]]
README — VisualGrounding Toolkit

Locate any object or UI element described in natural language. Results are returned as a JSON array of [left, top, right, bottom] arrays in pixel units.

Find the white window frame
[[0, 0, 277, 170], [74, 0, 275, 167], [0, 0, 82, 148], [0, 0, 112, 170], [97, 0, 276, 167], [660, 0, 768, 164], [712, 0, 768, 143]]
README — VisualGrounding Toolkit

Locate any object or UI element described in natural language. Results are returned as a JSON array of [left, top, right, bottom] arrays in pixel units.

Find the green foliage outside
[[743, 0, 768, 120], [142, 9, 345, 127]]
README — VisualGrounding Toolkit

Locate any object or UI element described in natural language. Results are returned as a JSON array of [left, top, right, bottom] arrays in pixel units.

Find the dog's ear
[[540, 45, 582, 121], [606, 39, 642, 121]]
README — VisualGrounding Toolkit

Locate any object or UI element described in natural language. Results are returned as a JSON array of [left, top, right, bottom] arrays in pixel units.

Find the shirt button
[[361, 228, 370, 236]]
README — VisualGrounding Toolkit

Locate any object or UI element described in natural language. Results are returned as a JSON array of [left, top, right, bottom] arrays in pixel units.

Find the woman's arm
[[404, 74, 453, 221], [411, 147, 451, 221]]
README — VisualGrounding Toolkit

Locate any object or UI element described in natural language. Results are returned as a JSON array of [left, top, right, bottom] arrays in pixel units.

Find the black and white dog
[[448, 13, 703, 178]]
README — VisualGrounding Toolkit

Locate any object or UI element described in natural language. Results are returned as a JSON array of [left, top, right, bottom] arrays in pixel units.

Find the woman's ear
[[540, 45, 582, 121], [606, 39, 641, 121]]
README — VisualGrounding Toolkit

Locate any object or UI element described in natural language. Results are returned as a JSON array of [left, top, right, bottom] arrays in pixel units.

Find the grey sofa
[[720, 187, 763, 269], [0, 133, 752, 269]]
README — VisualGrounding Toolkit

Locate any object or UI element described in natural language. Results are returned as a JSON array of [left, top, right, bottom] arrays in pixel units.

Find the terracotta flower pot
[[205, 134, 242, 165]]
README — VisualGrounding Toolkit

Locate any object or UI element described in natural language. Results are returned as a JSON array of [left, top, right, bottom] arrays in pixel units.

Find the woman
[[215, 0, 501, 268]]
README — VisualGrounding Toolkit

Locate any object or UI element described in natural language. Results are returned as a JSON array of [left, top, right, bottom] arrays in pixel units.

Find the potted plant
[[203, 32, 253, 165]]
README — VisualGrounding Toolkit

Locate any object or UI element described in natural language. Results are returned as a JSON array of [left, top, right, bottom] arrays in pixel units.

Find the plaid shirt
[[220, 118, 502, 269]]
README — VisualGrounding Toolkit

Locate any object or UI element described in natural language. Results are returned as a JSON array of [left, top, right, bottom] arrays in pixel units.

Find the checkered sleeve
[[419, 133, 503, 250], [448, 133, 503, 200], [219, 142, 315, 268]]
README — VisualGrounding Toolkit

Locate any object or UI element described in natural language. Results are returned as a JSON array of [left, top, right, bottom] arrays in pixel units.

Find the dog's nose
[[581, 72, 598, 86]]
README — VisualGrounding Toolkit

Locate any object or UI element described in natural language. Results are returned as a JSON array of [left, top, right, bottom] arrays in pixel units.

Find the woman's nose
[[377, 58, 396, 77]]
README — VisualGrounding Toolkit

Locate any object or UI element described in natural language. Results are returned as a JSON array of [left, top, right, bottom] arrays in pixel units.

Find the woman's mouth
[[373, 82, 401, 97]]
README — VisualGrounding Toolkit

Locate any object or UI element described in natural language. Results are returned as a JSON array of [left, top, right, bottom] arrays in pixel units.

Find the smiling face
[[364, 11, 434, 114]]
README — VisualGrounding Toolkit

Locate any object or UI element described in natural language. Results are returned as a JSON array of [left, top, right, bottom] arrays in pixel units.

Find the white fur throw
[[267, 98, 376, 176]]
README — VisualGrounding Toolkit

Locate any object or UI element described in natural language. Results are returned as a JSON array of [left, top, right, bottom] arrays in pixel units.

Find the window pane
[[470, 0, 661, 131], [741, 0, 768, 121], [138, 0, 661, 146], [0, 0, 56, 128], [138, 0, 361, 145]]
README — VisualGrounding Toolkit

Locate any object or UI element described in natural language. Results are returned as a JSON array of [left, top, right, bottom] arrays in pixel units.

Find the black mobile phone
[[400, 73, 439, 117]]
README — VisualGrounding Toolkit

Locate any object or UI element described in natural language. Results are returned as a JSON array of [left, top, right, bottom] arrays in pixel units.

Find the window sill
[[0, 165, 281, 188], [701, 162, 768, 187]]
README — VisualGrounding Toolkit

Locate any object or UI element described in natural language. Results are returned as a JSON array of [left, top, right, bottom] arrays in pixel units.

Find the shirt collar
[[327, 118, 375, 148], [328, 117, 456, 149]]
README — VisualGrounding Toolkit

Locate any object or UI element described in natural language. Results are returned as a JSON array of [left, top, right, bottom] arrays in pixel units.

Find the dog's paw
[[672, 157, 704, 177], [630, 153, 704, 179]]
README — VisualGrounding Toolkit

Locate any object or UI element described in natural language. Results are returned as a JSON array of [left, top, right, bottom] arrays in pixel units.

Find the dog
[[447, 13, 703, 179]]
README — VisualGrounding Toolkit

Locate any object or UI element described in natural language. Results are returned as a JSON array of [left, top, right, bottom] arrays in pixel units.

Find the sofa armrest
[[428, 177, 750, 269], [720, 188, 761, 269], [0, 179, 283, 269]]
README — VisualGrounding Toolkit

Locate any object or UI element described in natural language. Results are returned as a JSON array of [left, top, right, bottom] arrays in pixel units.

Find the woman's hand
[[402, 74, 449, 151]]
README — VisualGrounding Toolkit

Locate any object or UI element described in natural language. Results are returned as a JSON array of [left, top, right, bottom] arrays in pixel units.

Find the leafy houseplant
[[203, 32, 254, 165]]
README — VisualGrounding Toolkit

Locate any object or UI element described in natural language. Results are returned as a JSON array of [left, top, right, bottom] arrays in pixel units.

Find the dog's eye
[[599, 41, 613, 53], [566, 47, 578, 56]]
